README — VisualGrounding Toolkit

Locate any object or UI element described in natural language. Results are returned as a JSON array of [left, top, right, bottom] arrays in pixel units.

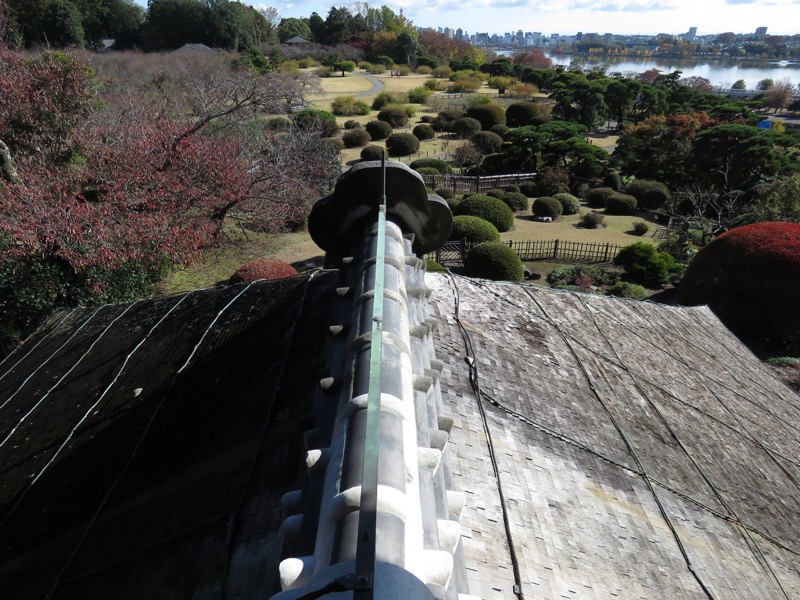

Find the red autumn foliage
[[680, 222, 800, 350], [230, 258, 299, 283]]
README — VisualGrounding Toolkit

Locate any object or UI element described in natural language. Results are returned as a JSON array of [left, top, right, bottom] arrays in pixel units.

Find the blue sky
[[253, 0, 800, 37]]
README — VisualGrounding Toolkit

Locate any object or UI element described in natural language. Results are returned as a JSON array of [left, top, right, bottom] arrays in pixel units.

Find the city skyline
[[260, 0, 800, 37]]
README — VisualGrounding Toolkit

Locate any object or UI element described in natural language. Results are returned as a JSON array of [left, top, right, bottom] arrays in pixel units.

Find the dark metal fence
[[422, 173, 536, 195], [428, 239, 624, 266]]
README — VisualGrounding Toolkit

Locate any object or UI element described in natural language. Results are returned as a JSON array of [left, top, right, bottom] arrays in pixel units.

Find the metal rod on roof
[[354, 152, 387, 600]]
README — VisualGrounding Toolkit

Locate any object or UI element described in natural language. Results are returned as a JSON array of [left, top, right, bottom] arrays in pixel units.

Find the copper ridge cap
[[308, 161, 453, 256]]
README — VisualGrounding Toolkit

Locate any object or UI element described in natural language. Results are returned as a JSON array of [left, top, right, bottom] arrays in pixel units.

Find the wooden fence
[[428, 239, 624, 266], [422, 173, 537, 195]]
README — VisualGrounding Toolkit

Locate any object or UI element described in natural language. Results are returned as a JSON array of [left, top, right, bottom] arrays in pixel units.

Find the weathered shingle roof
[[428, 273, 800, 599], [1, 271, 798, 599]]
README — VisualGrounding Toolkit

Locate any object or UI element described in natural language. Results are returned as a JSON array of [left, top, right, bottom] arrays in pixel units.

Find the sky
[[256, 0, 800, 37]]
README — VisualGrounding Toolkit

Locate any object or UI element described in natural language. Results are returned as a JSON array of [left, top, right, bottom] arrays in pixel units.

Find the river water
[[545, 53, 799, 91]]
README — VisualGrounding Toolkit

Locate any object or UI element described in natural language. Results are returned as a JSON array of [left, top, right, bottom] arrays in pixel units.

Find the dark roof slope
[[428, 273, 800, 599], [0, 274, 339, 599]]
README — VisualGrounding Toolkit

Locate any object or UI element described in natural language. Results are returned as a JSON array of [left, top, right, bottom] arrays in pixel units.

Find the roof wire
[[573, 293, 792, 600], [507, 280, 716, 599], [0, 308, 78, 380], [445, 271, 525, 600]]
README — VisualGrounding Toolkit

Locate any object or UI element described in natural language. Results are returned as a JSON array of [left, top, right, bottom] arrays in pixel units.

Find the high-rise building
[[755, 26, 768, 37]]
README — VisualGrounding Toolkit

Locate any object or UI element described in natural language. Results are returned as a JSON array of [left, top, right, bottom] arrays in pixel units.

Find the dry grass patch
[[373, 72, 431, 93]]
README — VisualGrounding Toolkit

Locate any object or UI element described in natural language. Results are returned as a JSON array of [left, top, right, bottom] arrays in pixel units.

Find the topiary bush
[[343, 119, 363, 130], [407, 86, 433, 103], [604, 193, 638, 215], [342, 128, 372, 148], [532, 196, 564, 219], [409, 158, 454, 174], [485, 188, 505, 199], [365, 120, 393, 140], [470, 131, 504, 154], [435, 188, 454, 200], [292, 109, 339, 137], [385, 132, 420, 156], [372, 92, 405, 110], [603, 170, 622, 191], [465, 104, 506, 130], [464, 242, 524, 282], [450, 215, 501, 243], [231, 259, 298, 283], [377, 107, 409, 128], [453, 117, 482, 139], [360, 145, 385, 160], [412, 123, 436, 141], [608, 281, 648, 300], [331, 95, 371, 116], [679, 222, 800, 350], [586, 187, 616, 209], [614, 242, 682, 288], [519, 181, 538, 197], [504, 184, 521, 193], [501, 192, 529, 212], [624, 179, 671, 210], [490, 124, 510, 138], [430, 109, 464, 132], [453, 195, 515, 232], [632, 221, 650, 236], [579, 212, 605, 229], [553, 193, 581, 215], [505, 101, 542, 127], [415, 167, 441, 176]]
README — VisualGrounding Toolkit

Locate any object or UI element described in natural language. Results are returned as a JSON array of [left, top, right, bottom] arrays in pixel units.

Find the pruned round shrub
[[532, 196, 564, 218], [372, 92, 404, 110], [470, 131, 504, 154], [435, 188, 454, 200], [453, 117, 482, 139], [519, 181, 538, 197], [579, 212, 605, 229], [632, 221, 650, 236], [365, 120, 393, 140], [361, 145, 385, 161], [624, 179, 671, 210], [586, 187, 616, 209], [464, 242, 524, 282], [412, 123, 436, 141], [504, 184, 521, 193], [342, 128, 372, 148], [385, 132, 420, 156], [465, 104, 506, 130], [614, 242, 681, 288], [430, 109, 464, 132], [450, 215, 501, 243], [415, 167, 441, 176], [409, 158, 453, 174], [453, 195, 515, 232], [231, 259, 298, 283], [604, 170, 622, 191], [485, 188, 505, 199], [331, 95, 370, 116], [608, 282, 648, 300], [605, 193, 638, 215], [343, 119, 363, 130], [505, 101, 542, 127], [490, 124, 510, 138], [501, 192, 529, 212], [292, 109, 339, 137], [377, 107, 409, 128], [679, 222, 800, 350], [553, 193, 581, 215]]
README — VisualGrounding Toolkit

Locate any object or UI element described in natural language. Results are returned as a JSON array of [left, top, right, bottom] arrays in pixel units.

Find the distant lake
[[497, 50, 800, 91], [547, 54, 800, 91]]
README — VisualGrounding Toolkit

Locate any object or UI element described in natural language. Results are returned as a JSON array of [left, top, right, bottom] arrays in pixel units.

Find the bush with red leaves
[[230, 259, 299, 283], [680, 222, 800, 351]]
